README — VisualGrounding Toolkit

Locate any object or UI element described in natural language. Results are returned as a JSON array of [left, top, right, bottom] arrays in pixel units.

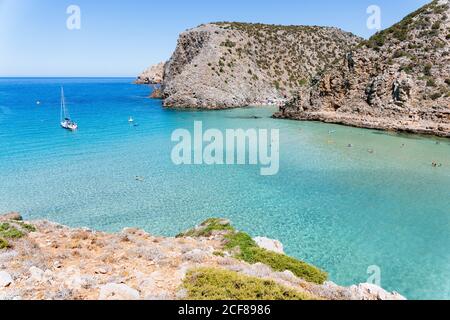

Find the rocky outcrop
[[275, 0, 450, 137], [0, 271, 13, 288], [0, 212, 22, 222], [135, 62, 166, 85], [0, 213, 406, 300], [253, 237, 284, 254], [152, 23, 360, 109]]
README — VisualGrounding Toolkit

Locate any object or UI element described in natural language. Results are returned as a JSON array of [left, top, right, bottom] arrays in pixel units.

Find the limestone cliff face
[[275, 0, 450, 137], [161, 23, 361, 109]]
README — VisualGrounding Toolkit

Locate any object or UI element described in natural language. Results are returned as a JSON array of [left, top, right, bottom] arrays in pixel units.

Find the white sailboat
[[60, 87, 78, 131]]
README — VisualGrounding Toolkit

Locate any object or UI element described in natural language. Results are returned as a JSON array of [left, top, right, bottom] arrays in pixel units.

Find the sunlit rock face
[[275, 0, 450, 137]]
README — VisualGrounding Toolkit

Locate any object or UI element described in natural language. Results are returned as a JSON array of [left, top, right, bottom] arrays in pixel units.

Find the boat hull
[[61, 122, 78, 131]]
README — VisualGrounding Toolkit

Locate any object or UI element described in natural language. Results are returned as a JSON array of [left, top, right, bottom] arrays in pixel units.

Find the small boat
[[60, 87, 78, 131], [128, 116, 134, 123]]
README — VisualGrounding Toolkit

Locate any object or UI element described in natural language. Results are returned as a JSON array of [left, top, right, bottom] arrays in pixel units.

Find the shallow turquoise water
[[0, 78, 449, 299]]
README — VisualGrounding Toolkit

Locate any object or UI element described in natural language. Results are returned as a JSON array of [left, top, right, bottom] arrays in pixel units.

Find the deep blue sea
[[0, 78, 449, 299]]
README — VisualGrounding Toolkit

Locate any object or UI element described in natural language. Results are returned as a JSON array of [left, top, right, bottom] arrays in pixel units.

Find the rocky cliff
[[0, 213, 405, 300], [275, 0, 450, 137], [160, 22, 361, 109]]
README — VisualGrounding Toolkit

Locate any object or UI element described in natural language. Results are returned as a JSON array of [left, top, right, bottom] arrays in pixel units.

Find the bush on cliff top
[[361, 0, 446, 49], [0, 238, 9, 250], [224, 231, 328, 285], [0, 221, 36, 250], [177, 218, 234, 238], [184, 268, 317, 300], [181, 218, 328, 285], [0, 223, 25, 239]]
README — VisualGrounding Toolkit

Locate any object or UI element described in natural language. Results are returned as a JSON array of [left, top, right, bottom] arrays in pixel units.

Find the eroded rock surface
[[275, 0, 450, 137], [142, 23, 360, 109], [0, 214, 406, 300], [135, 62, 166, 85]]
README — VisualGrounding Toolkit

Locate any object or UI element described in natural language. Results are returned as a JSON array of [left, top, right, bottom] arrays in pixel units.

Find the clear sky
[[0, 0, 430, 77]]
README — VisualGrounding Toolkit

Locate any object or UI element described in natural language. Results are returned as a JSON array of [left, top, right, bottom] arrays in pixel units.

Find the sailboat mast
[[60, 87, 70, 121], [60, 87, 64, 122]]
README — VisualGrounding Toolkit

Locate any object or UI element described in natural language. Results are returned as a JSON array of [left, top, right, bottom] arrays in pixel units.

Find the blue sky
[[0, 0, 430, 77]]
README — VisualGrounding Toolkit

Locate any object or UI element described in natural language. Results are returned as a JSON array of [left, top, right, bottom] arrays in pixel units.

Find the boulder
[[253, 237, 284, 254], [0, 271, 13, 287], [99, 283, 140, 300], [28, 266, 45, 282]]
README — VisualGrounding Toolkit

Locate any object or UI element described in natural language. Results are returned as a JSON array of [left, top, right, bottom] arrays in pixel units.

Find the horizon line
[[0, 76, 137, 79]]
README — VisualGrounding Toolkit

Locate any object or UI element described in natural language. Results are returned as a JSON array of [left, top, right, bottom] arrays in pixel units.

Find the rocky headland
[[274, 0, 450, 137], [0, 213, 405, 300], [137, 0, 449, 137], [139, 22, 360, 109], [135, 62, 165, 85]]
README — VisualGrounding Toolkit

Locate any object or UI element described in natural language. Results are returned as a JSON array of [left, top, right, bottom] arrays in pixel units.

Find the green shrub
[[0, 221, 35, 249], [224, 232, 328, 284], [393, 50, 407, 58], [16, 221, 37, 232], [181, 219, 328, 285], [298, 78, 308, 86], [0, 223, 9, 232], [220, 39, 236, 48], [274, 80, 280, 90], [424, 63, 433, 76], [430, 92, 442, 100], [400, 64, 414, 74], [427, 79, 437, 87], [177, 218, 234, 238], [213, 251, 225, 257], [0, 238, 9, 250], [431, 21, 441, 30], [184, 268, 317, 300], [0, 223, 25, 239]]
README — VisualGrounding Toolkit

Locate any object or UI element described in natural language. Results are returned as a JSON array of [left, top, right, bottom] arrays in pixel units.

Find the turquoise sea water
[[0, 78, 449, 299]]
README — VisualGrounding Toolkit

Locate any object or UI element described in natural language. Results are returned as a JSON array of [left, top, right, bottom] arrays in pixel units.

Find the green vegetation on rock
[[16, 221, 37, 233], [0, 238, 9, 250], [177, 218, 234, 238], [0, 223, 25, 239], [181, 219, 328, 285], [184, 268, 317, 300], [362, 0, 447, 50], [0, 221, 36, 250], [224, 231, 328, 285]]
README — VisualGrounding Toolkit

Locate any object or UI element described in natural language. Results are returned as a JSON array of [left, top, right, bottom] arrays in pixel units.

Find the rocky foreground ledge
[[0, 213, 405, 300]]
